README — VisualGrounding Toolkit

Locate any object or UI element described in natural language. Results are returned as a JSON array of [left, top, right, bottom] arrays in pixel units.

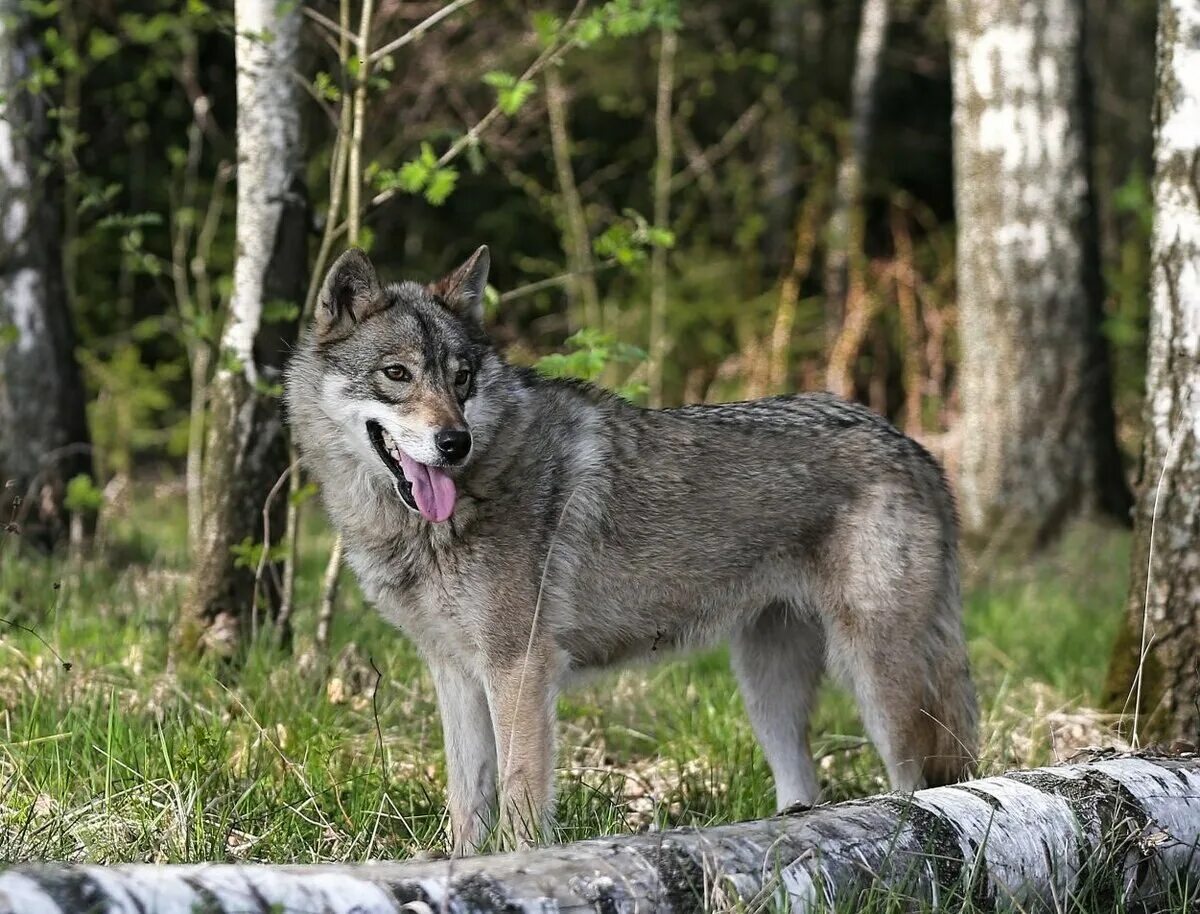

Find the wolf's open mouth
[[365, 421, 458, 523], [366, 420, 417, 510]]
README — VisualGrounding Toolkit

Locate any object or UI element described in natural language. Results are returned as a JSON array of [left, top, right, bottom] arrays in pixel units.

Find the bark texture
[[2, 756, 1198, 913], [824, 0, 889, 372], [0, 0, 91, 546], [647, 28, 677, 408], [950, 0, 1130, 550], [760, 0, 804, 277], [1105, 0, 1200, 741], [177, 0, 306, 655]]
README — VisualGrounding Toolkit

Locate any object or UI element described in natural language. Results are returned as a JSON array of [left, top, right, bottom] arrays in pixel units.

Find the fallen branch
[[2, 754, 1198, 912]]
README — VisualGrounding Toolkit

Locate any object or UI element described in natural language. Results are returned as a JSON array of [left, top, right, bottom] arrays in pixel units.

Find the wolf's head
[[289, 246, 504, 523]]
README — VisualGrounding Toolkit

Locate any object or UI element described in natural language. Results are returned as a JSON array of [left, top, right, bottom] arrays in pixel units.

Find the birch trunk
[[0, 0, 92, 547], [176, 0, 306, 656], [950, 0, 1130, 551], [823, 0, 889, 381], [2, 756, 1198, 913], [1105, 0, 1200, 742]]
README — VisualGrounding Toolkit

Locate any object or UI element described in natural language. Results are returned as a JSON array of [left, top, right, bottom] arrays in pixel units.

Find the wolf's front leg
[[430, 661, 497, 855], [485, 642, 559, 848]]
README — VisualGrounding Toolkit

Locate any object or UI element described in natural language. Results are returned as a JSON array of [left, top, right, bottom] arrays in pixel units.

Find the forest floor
[[0, 482, 1153, 908]]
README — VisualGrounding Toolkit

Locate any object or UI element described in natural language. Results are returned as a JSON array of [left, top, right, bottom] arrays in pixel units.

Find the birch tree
[[1105, 0, 1200, 742], [824, 0, 890, 396], [949, 0, 1130, 550], [177, 0, 306, 655], [0, 0, 91, 547]]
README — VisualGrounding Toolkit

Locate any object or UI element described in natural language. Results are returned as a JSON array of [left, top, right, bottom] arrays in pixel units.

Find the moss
[[1004, 767, 1152, 908], [880, 797, 991, 910], [450, 873, 525, 914], [643, 840, 709, 914]]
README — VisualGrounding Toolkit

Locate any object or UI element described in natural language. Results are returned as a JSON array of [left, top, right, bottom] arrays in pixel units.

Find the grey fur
[[285, 248, 979, 854]]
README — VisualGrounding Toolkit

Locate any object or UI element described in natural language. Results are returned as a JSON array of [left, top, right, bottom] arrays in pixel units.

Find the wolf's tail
[[918, 563, 980, 787]]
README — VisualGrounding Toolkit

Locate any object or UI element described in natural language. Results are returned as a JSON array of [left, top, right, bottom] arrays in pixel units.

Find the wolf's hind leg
[[825, 601, 976, 794], [730, 603, 825, 810]]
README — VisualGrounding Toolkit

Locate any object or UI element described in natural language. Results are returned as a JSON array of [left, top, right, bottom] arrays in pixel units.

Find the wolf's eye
[[382, 364, 411, 382], [454, 367, 472, 387]]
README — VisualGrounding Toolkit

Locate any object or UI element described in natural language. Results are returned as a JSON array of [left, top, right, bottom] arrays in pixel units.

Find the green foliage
[[483, 70, 537, 116], [0, 323, 19, 351], [78, 344, 184, 476], [63, 474, 104, 514], [535, 329, 647, 400], [1104, 167, 1153, 423], [593, 210, 675, 268], [313, 70, 341, 103], [374, 142, 459, 206], [262, 299, 300, 325], [289, 481, 319, 507], [229, 536, 286, 570], [575, 0, 681, 46]]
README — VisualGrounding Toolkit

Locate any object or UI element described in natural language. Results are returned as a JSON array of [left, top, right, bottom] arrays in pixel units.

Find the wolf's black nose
[[435, 429, 472, 463]]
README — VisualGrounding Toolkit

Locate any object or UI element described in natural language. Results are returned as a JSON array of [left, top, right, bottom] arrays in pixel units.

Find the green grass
[[0, 487, 1144, 902]]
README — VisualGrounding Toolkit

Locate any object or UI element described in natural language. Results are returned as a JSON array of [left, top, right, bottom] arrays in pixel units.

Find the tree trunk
[[823, 0, 889, 379], [647, 28, 677, 409], [2, 755, 1198, 912], [0, 0, 92, 548], [176, 0, 306, 657], [1104, 0, 1200, 743], [760, 0, 804, 278], [949, 0, 1131, 551]]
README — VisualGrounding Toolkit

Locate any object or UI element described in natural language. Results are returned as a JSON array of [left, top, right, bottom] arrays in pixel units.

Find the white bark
[[0, 0, 91, 542], [224, 0, 303, 376], [950, 0, 1128, 547], [179, 0, 305, 648], [3, 756, 1199, 912], [1107, 0, 1200, 739], [823, 0, 889, 354]]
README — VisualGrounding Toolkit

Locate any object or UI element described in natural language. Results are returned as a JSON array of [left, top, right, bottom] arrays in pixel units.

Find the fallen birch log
[[2, 753, 1198, 913]]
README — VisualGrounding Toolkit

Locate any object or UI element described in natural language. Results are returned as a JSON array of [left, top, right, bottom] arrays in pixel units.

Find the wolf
[[285, 245, 979, 854]]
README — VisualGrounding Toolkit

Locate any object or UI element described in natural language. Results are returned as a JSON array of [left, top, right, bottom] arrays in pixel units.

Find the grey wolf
[[285, 245, 978, 854]]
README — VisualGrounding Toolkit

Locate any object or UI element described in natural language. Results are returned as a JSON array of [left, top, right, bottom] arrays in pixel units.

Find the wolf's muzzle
[[434, 428, 472, 464]]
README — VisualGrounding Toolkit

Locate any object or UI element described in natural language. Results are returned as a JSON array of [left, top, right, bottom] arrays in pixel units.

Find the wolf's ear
[[431, 245, 490, 322], [316, 248, 385, 337]]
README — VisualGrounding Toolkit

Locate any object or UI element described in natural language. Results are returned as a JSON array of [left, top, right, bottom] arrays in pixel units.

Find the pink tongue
[[398, 452, 457, 522]]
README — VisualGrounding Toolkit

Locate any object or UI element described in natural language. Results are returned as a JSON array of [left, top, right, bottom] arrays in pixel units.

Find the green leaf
[[263, 298, 299, 324], [87, 30, 120, 62], [64, 474, 104, 513], [254, 377, 284, 398], [424, 167, 458, 205], [313, 71, 341, 103], [498, 79, 536, 116], [482, 70, 517, 90], [0, 323, 20, 350], [289, 481, 319, 507], [531, 10, 562, 46], [230, 536, 288, 569]]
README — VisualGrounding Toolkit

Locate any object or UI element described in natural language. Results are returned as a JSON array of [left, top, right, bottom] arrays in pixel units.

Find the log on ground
[[1, 753, 1198, 913]]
